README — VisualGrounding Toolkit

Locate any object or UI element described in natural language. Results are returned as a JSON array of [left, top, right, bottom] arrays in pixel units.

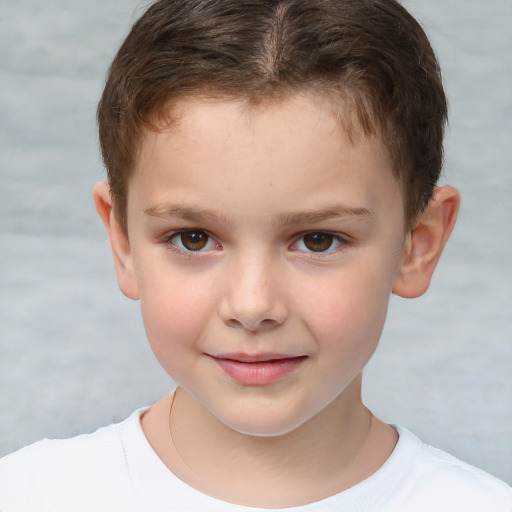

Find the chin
[[217, 407, 309, 438]]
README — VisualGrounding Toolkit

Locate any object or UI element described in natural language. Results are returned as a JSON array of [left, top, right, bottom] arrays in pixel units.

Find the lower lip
[[212, 356, 307, 386]]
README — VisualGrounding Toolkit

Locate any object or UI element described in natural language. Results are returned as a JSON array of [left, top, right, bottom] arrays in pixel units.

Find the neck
[[142, 381, 397, 508]]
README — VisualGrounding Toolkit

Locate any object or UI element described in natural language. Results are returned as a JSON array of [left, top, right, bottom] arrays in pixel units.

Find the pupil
[[304, 233, 333, 252], [183, 232, 208, 250]]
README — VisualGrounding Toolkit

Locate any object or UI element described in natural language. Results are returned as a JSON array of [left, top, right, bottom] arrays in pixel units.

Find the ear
[[93, 182, 140, 300], [393, 185, 460, 298]]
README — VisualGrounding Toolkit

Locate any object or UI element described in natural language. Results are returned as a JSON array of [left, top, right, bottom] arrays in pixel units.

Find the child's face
[[121, 94, 409, 436]]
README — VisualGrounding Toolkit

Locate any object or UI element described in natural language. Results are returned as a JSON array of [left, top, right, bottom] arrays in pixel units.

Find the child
[[1, 0, 510, 510]]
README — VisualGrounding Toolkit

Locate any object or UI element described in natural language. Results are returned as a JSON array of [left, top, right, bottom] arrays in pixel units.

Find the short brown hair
[[98, 0, 447, 231]]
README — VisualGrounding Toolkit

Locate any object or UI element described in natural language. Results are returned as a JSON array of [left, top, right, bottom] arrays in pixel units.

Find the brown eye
[[302, 232, 335, 252], [171, 231, 212, 251]]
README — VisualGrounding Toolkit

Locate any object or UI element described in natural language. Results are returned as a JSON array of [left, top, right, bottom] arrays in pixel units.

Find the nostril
[[224, 316, 280, 332], [218, 282, 288, 331]]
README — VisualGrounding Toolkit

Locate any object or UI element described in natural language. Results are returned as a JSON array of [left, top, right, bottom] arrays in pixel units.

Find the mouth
[[208, 353, 307, 386]]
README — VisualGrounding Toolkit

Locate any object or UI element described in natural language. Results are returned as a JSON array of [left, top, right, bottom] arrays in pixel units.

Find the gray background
[[1, 0, 511, 484]]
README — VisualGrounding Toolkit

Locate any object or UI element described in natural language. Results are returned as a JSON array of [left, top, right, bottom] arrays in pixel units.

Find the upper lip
[[209, 353, 305, 363]]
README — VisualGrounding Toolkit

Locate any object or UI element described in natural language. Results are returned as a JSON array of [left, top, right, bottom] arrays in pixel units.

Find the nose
[[219, 253, 288, 332]]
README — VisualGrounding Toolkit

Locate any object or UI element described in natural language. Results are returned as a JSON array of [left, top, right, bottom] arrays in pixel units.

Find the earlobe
[[392, 186, 460, 298], [93, 182, 140, 300]]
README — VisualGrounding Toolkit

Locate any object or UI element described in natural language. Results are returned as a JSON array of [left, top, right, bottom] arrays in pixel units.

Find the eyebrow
[[145, 203, 375, 226], [275, 205, 375, 226], [144, 205, 230, 224]]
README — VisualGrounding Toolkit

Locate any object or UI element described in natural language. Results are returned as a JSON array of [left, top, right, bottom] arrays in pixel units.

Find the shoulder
[[0, 409, 146, 511], [389, 426, 512, 512]]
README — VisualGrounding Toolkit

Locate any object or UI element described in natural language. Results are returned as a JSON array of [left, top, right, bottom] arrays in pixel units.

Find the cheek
[[298, 263, 392, 352], [137, 271, 215, 370]]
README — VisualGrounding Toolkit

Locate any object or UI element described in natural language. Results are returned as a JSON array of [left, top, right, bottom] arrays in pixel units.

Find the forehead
[[137, 91, 391, 172], [129, 94, 402, 226]]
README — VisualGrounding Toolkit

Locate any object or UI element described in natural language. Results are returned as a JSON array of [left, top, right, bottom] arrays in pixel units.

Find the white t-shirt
[[0, 408, 510, 512]]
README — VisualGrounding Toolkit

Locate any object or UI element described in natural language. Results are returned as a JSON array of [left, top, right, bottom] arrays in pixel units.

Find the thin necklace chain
[[168, 388, 374, 479], [168, 389, 197, 475]]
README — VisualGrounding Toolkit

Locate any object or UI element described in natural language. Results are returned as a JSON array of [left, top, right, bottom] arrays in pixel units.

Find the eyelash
[[291, 231, 348, 256], [163, 229, 220, 256], [162, 229, 349, 256]]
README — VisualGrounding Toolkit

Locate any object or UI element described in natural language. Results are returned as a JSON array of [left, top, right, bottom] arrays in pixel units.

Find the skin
[[95, 93, 459, 507]]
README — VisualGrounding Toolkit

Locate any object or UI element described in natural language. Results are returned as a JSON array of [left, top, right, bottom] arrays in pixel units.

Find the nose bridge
[[220, 248, 287, 331]]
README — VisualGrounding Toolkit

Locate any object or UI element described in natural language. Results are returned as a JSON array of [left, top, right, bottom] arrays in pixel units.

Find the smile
[[209, 353, 307, 386]]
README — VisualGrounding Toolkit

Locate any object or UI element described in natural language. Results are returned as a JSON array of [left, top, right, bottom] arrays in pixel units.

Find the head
[[94, 0, 459, 437], [98, 0, 448, 233]]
